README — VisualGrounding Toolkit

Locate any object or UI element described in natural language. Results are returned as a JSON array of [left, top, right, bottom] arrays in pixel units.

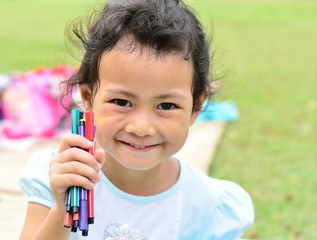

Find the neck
[[101, 156, 180, 196]]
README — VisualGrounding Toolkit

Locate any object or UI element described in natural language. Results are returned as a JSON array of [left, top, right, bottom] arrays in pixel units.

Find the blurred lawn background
[[1, 0, 316, 239]]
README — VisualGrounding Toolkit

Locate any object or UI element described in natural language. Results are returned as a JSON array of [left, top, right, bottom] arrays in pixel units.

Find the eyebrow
[[104, 89, 136, 98], [155, 93, 187, 100], [103, 88, 187, 100]]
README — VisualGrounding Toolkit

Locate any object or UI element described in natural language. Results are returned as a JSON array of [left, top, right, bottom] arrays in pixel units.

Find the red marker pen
[[63, 212, 73, 228], [85, 112, 95, 224]]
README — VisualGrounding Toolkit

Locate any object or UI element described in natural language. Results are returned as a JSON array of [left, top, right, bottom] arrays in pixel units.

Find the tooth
[[133, 145, 145, 149]]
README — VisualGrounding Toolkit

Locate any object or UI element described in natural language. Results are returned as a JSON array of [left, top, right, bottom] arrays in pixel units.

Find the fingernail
[[96, 162, 102, 170], [93, 175, 101, 184], [86, 140, 93, 146]]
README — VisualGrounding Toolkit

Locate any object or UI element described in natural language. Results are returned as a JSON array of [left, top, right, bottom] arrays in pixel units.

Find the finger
[[55, 147, 102, 171], [50, 161, 101, 188], [64, 173, 96, 191], [58, 133, 93, 153], [51, 173, 96, 194], [62, 161, 101, 183]]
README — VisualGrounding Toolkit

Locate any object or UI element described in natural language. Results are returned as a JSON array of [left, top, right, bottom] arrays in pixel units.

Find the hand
[[49, 134, 105, 212]]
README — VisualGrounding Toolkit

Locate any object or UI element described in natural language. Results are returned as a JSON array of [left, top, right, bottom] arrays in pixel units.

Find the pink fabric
[[1, 66, 76, 139]]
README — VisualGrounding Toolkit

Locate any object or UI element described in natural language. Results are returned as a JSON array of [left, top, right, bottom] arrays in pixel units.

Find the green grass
[[1, 0, 317, 239], [0, 0, 95, 71], [199, 1, 317, 239]]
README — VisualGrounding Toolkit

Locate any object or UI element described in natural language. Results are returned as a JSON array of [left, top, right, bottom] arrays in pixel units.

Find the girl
[[19, 0, 254, 239]]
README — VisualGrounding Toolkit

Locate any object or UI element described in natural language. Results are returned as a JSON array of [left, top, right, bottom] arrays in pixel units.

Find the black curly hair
[[61, 0, 215, 111]]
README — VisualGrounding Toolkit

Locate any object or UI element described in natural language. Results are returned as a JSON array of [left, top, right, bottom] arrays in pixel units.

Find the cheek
[[172, 114, 192, 145], [95, 127, 111, 146], [161, 119, 190, 145], [94, 109, 124, 129], [94, 115, 119, 144]]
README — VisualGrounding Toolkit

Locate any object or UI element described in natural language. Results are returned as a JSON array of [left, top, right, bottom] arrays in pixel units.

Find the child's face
[[81, 45, 203, 171]]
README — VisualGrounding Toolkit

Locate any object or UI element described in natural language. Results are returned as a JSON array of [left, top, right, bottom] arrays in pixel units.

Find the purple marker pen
[[79, 186, 88, 235], [78, 119, 89, 235], [79, 119, 86, 138]]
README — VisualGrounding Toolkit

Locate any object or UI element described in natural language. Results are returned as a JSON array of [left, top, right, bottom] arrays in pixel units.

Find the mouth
[[119, 140, 159, 152]]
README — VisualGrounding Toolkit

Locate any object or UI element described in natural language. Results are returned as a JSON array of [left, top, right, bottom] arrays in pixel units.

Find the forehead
[[111, 35, 191, 60], [98, 39, 194, 88]]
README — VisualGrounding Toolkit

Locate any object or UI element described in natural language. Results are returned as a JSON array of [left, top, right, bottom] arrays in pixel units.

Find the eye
[[111, 99, 132, 107], [157, 102, 177, 110]]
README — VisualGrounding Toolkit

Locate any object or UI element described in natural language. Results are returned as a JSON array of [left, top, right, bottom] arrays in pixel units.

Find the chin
[[118, 159, 163, 171]]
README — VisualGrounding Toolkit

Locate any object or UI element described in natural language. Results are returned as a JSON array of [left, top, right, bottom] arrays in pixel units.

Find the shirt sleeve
[[178, 160, 254, 240], [201, 180, 254, 239], [18, 148, 56, 208]]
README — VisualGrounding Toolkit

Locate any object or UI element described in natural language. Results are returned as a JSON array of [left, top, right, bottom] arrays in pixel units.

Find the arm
[[20, 202, 70, 240], [19, 134, 105, 239]]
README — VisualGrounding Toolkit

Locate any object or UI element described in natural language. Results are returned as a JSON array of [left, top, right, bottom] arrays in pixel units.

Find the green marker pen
[[70, 109, 81, 213]]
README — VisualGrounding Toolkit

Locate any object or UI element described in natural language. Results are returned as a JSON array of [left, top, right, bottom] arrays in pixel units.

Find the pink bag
[[1, 66, 75, 139]]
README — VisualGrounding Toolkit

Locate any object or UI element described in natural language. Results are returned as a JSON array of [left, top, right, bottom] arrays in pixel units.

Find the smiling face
[[81, 43, 203, 172]]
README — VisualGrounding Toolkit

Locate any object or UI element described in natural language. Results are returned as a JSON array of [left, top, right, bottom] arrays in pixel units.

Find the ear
[[190, 94, 207, 125], [79, 84, 93, 112]]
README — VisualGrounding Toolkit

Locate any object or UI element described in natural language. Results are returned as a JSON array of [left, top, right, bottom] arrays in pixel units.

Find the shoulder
[[180, 160, 229, 201], [19, 148, 55, 180], [179, 160, 254, 239], [18, 148, 56, 208]]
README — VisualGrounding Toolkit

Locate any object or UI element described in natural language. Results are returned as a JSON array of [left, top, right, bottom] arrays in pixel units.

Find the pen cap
[[85, 112, 94, 141], [78, 119, 86, 137], [79, 111, 84, 121], [79, 200, 89, 232], [71, 109, 81, 134]]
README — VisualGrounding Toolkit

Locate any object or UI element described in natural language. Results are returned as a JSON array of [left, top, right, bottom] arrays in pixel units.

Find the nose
[[125, 111, 156, 137]]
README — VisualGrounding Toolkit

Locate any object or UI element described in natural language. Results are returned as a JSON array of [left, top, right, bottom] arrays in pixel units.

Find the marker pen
[[64, 109, 78, 226], [78, 119, 89, 235], [71, 212, 79, 232], [70, 109, 81, 214], [64, 109, 79, 226], [63, 212, 73, 228], [65, 189, 72, 213], [78, 118, 86, 138], [71, 225, 77, 233], [85, 112, 95, 224], [71, 211, 79, 232], [79, 186, 89, 235]]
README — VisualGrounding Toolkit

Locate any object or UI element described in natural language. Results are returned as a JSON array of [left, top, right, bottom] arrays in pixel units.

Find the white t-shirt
[[19, 148, 254, 240]]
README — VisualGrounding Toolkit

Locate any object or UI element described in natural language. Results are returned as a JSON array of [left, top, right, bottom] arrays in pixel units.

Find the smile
[[130, 144, 147, 149], [119, 141, 159, 152]]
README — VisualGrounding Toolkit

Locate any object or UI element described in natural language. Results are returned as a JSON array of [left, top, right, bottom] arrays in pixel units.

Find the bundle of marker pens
[[63, 109, 95, 236]]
